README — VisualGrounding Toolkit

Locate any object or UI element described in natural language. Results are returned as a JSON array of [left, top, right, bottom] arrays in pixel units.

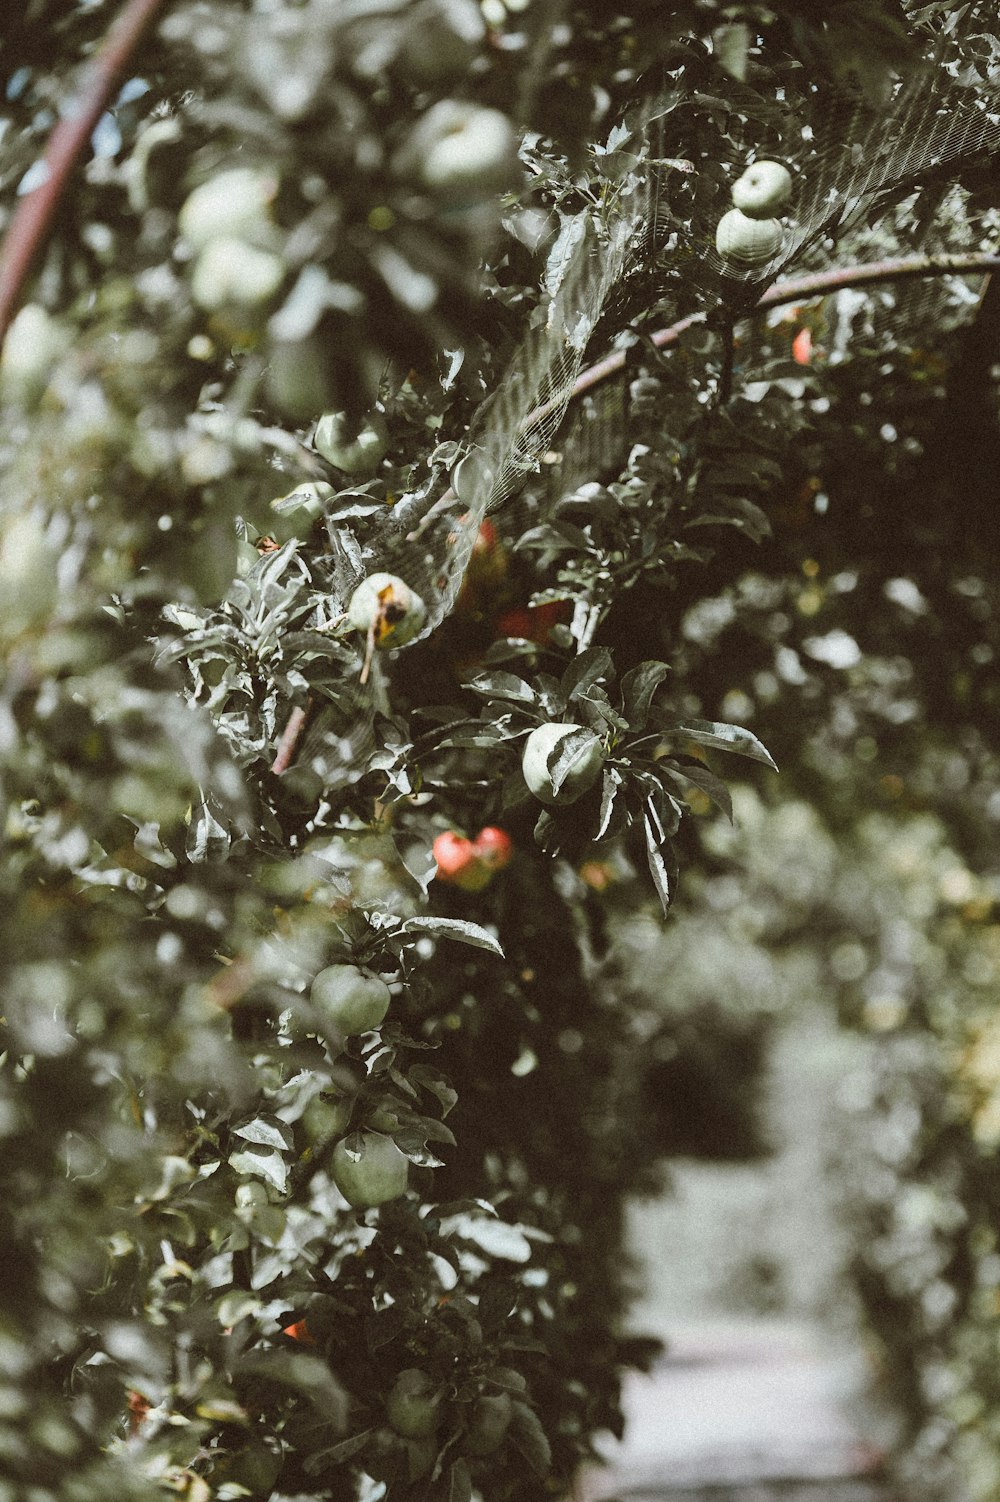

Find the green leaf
[[186, 793, 232, 863], [660, 760, 734, 821], [303, 1429, 374, 1471], [236, 1348, 347, 1425], [621, 660, 670, 730], [228, 1144, 289, 1195], [547, 727, 603, 800], [408, 1066, 459, 1117], [400, 917, 504, 958], [446, 1459, 473, 1502], [233, 1116, 294, 1152], [595, 766, 624, 842], [508, 1402, 552, 1477], [561, 646, 614, 703], [460, 671, 538, 705], [666, 718, 778, 771], [643, 803, 678, 917]]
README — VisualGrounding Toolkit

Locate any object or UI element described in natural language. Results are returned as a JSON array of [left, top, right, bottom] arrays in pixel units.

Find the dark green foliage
[[3, 4, 1000, 1502]]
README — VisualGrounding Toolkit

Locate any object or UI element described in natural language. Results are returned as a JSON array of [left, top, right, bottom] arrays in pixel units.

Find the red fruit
[[433, 830, 506, 892], [792, 327, 812, 365], [281, 1318, 314, 1344], [455, 518, 508, 617], [472, 519, 499, 557], [496, 600, 571, 644], [474, 826, 513, 870], [433, 831, 479, 879], [127, 1389, 151, 1437]]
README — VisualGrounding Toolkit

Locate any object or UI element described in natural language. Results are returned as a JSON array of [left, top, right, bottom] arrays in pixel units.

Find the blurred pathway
[[579, 1015, 896, 1502], [579, 1319, 890, 1502]]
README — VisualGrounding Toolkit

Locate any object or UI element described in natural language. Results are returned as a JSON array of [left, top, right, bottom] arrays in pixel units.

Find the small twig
[[716, 314, 736, 407], [359, 619, 377, 687], [270, 699, 314, 776], [0, 0, 169, 343]]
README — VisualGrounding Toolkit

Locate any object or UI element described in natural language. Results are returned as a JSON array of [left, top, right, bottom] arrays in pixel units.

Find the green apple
[[269, 481, 333, 541], [521, 723, 605, 806], [302, 1090, 355, 1143], [310, 963, 391, 1035], [313, 411, 387, 475], [179, 166, 278, 251], [731, 160, 792, 218], [714, 208, 783, 267], [0, 303, 69, 407], [386, 1369, 441, 1439], [347, 572, 427, 649], [399, 101, 519, 205], [331, 1131, 409, 1208], [190, 238, 286, 311]]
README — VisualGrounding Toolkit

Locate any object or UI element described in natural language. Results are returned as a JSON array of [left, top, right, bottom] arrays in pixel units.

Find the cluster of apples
[[715, 158, 792, 269], [179, 166, 286, 328], [293, 963, 411, 1209], [433, 825, 514, 891]]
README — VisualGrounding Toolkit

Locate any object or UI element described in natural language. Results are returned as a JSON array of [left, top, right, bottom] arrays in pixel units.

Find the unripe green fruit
[[212, 1442, 283, 1498], [399, 101, 519, 205], [302, 1091, 355, 1143], [332, 1131, 409, 1208], [347, 572, 427, 649], [310, 964, 391, 1035], [386, 1370, 440, 1439], [731, 160, 792, 218], [521, 723, 605, 806], [179, 167, 278, 250], [714, 209, 783, 267], [191, 238, 285, 311], [0, 513, 59, 634], [0, 304, 69, 407], [314, 411, 387, 475], [464, 1393, 513, 1455]]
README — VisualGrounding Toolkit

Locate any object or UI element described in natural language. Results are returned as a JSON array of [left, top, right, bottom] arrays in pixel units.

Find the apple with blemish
[[347, 572, 427, 649]]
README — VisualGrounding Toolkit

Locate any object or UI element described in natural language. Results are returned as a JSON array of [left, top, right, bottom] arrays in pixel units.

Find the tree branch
[[0, 0, 169, 344], [521, 252, 1000, 433], [270, 699, 314, 777]]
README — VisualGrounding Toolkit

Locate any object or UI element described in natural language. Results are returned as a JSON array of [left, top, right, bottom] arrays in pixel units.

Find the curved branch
[[523, 252, 1000, 432], [0, 0, 169, 343]]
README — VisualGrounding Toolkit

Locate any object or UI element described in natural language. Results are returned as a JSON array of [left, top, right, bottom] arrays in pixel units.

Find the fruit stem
[[0, 0, 169, 343]]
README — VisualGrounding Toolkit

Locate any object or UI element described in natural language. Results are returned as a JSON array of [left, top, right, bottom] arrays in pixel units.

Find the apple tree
[[2, 4, 1000, 1502]]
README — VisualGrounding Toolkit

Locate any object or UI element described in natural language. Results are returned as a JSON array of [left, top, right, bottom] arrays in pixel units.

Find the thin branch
[[270, 699, 314, 776], [0, 0, 169, 344], [521, 252, 1000, 433]]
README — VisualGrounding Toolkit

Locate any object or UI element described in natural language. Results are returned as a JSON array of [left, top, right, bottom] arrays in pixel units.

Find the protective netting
[[284, 16, 1000, 789], [368, 52, 1000, 645]]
